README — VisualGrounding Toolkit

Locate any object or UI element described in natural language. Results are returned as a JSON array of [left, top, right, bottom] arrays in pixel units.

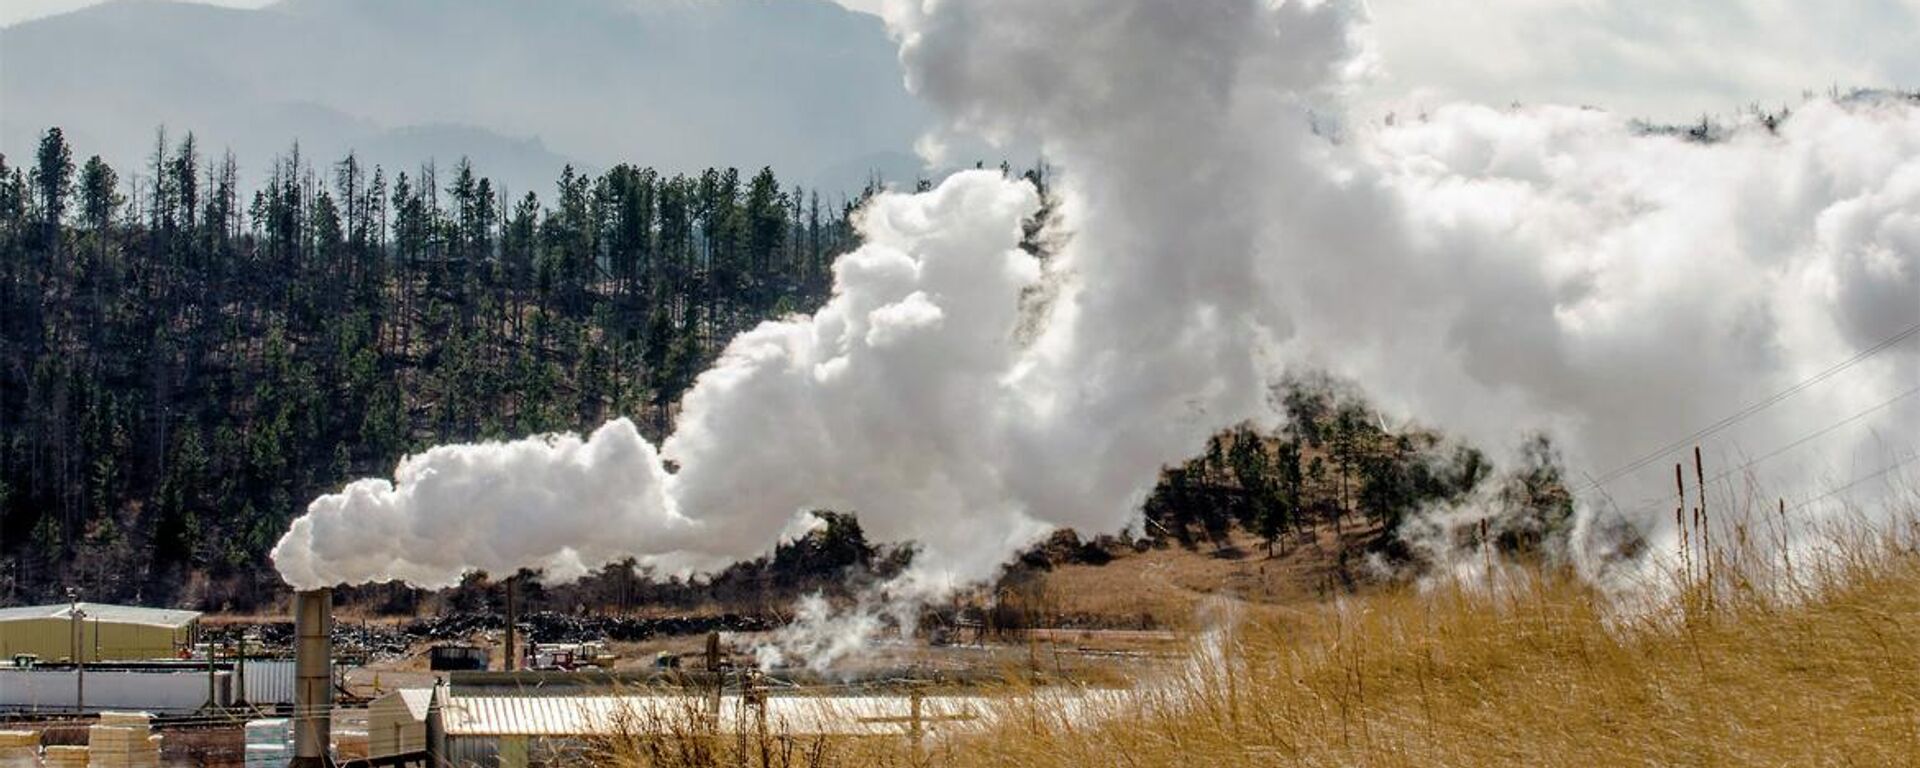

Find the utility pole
[[67, 588, 85, 713], [234, 634, 249, 711], [206, 637, 220, 712], [503, 576, 517, 672]]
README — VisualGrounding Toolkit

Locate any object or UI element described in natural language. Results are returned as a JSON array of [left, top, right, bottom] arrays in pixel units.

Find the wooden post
[[705, 631, 723, 724], [909, 683, 924, 754], [734, 667, 749, 767], [1779, 497, 1793, 586], [1479, 519, 1493, 593]]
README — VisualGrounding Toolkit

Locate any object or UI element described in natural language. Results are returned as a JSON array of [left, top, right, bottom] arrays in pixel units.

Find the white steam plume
[[278, 0, 1917, 638]]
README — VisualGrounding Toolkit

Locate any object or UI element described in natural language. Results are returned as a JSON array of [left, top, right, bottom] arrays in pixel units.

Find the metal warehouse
[[0, 603, 200, 662]]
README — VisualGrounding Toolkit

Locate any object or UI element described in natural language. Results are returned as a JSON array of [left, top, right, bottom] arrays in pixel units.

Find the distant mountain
[[0, 0, 930, 196]]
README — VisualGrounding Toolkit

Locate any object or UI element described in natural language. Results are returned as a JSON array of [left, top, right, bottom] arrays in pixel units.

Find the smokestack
[[292, 588, 333, 768], [425, 681, 447, 766]]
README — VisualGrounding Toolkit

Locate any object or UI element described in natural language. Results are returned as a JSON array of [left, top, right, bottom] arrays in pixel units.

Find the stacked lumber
[[0, 730, 40, 768], [43, 745, 89, 768], [86, 713, 160, 768]]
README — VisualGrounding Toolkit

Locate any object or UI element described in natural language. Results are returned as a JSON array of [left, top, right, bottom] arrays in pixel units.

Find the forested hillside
[[0, 127, 1572, 612], [0, 127, 1015, 607]]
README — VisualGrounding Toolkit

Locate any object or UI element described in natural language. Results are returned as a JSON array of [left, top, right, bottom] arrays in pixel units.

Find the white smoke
[[1346, 96, 1920, 579], [752, 590, 920, 674], [272, 419, 683, 590], [275, 172, 1054, 591], [278, 0, 1918, 653]]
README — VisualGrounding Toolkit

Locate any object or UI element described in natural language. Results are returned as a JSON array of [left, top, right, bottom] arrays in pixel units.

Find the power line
[[1733, 383, 1920, 472], [1580, 319, 1920, 495], [1610, 383, 1920, 519], [1785, 452, 1920, 515]]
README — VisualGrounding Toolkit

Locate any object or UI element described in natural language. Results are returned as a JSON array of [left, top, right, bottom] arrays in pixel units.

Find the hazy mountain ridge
[[1, 0, 928, 195]]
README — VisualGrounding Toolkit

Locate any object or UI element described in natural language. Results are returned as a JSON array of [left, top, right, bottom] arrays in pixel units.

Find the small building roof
[[0, 602, 201, 629], [373, 688, 436, 722]]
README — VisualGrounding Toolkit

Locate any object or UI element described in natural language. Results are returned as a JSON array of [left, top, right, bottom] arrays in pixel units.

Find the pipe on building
[[292, 588, 334, 768]]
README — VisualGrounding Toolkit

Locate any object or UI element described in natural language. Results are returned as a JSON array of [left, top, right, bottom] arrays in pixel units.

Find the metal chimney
[[292, 588, 334, 767]]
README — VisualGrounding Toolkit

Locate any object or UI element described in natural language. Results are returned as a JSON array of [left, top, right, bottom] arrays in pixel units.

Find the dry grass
[[1028, 523, 1384, 629], [587, 695, 927, 768], [600, 507, 1920, 768]]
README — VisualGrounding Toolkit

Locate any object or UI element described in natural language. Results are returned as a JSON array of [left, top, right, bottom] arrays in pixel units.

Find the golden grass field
[[596, 501, 1920, 767]]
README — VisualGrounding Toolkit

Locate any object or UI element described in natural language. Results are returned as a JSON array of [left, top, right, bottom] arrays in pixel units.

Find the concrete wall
[[0, 668, 228, 713]]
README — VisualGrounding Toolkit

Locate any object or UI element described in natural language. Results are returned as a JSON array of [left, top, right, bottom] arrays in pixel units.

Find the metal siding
[[443, 735, 596, 768], [444, 735, 498, 768], [242, 659, 300, 705], [0, 617, 66, 660], [0, 616, 188, 661], [442, 694, 990, 738]]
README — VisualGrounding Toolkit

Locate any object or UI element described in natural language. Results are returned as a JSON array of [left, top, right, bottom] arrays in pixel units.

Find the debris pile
[[404, 611, 773, 643], [205, 610, 776, 659]]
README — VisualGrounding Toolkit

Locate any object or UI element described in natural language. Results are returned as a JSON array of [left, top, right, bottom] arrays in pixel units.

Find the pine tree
[[32, 128, 75, 246]]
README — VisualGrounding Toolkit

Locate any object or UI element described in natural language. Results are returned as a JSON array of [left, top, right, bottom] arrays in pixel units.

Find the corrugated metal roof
[[442, 694, 992, 738], [0, 602, 200, 628]]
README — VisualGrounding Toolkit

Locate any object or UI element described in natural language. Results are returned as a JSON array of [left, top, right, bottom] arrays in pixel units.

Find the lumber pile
[[86, 712, 161, 768], [0, 730, 40, 768], [43, 745, 90, 768]]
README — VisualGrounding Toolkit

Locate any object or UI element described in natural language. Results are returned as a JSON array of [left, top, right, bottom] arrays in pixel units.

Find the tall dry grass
[[601, 500, 1920, 767]]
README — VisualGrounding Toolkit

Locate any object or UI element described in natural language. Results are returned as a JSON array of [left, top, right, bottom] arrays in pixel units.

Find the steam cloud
[[277, 0, 1918, 629]]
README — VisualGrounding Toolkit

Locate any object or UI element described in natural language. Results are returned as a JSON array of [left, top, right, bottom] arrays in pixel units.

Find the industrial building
[[443, 687, 1000, 766], [0, 603, 200, 662], [278, 590, 1019, 768]]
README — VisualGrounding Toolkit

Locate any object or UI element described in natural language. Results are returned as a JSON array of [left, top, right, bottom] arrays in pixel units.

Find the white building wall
[[0, 669, 228, 713]]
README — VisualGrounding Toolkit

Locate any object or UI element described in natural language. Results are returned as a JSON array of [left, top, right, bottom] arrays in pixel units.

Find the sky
[[0, 0, 883, 26], [1362, 0, 1920, 121], [3, 0, 1914, 123]]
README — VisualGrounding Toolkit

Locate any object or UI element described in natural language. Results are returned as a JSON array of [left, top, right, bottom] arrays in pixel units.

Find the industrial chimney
[[292, 588, 333, 768]]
